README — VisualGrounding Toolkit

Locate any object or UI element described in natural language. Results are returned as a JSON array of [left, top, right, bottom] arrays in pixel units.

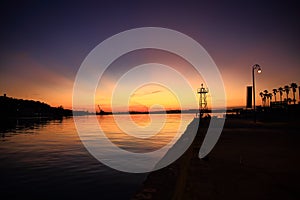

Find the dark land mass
[[132, 110, 300, 200], [0, 95, 72, 119], [0, 95, 73, 133]]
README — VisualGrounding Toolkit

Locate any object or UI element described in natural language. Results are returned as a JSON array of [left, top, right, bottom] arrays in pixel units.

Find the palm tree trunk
[[280, 94, 282, 103]]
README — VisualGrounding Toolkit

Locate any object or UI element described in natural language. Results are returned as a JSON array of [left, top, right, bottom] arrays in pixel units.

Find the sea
[[0, 114, 194, 200]]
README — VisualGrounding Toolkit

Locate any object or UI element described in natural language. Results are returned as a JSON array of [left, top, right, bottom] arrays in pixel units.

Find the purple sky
[[1, 0, 299, 109]]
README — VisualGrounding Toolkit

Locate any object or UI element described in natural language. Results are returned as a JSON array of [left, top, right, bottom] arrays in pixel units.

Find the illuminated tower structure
[[197, 83, 209, 118]]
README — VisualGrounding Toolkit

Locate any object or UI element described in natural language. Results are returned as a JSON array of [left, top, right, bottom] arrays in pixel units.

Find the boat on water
[[96, 105, 112, 115], [96, 109, 112, 115]]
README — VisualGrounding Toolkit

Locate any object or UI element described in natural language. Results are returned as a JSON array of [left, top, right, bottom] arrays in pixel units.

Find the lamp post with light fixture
[[252, 64, 262, 122]]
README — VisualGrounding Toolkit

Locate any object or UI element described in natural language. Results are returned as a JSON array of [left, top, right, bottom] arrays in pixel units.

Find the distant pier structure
[[197, 83, 209, 118]]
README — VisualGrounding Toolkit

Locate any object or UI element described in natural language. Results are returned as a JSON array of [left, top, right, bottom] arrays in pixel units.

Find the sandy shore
[[131, 117, 300, 200]]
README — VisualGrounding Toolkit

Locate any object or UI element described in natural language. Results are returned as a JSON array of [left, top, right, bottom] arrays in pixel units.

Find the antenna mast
[[197, 83, 209, 118]]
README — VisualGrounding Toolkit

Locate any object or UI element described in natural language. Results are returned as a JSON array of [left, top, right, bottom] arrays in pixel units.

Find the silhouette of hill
[[0, 94, 72, 119]]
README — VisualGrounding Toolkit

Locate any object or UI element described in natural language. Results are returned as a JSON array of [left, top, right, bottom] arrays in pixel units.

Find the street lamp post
[[252, 64, 262, 123]]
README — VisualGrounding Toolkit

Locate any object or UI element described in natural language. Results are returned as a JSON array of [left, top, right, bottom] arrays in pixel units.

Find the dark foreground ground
[[132, 117, 300, 200]]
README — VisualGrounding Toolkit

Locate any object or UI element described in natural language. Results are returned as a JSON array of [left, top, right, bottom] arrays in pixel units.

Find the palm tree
[[290, 83, 298, 104], [263, 95, 267, 107], [267, 93, 273, 107], [284, 85, 290, 102], [264, 93, 272, 107], [278, 87, 284, 103], [259, 92, 264, 106], [263, 90, 268, 107], [272, 89, 277, 102]]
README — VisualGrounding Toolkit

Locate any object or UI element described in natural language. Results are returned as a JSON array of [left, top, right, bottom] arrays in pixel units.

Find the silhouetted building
[[246, 86, 252, 108]]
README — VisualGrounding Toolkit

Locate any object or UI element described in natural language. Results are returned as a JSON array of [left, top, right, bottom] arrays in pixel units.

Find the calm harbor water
[[0, 114, 194, 199]]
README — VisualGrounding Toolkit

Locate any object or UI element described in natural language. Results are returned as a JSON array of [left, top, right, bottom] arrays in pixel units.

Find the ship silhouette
[[96, 105, 112, 115]]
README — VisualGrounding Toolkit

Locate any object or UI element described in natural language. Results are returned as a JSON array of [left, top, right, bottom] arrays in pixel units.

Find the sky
[[1, 0, 299, 111]]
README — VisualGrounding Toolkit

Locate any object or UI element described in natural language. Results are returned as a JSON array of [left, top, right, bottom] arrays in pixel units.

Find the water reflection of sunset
[[98, 114, 192, 153]]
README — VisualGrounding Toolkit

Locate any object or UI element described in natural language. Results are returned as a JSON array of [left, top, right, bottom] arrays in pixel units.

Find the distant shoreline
[[0, 95, 72, 119], [2, 94, 299, 120]]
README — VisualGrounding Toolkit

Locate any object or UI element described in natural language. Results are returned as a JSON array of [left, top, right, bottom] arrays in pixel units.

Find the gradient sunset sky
[[1, 1, 299, 111]]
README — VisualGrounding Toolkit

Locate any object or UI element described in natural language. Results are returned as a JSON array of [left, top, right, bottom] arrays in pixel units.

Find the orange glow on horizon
[[2, 51, 299, 111]]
